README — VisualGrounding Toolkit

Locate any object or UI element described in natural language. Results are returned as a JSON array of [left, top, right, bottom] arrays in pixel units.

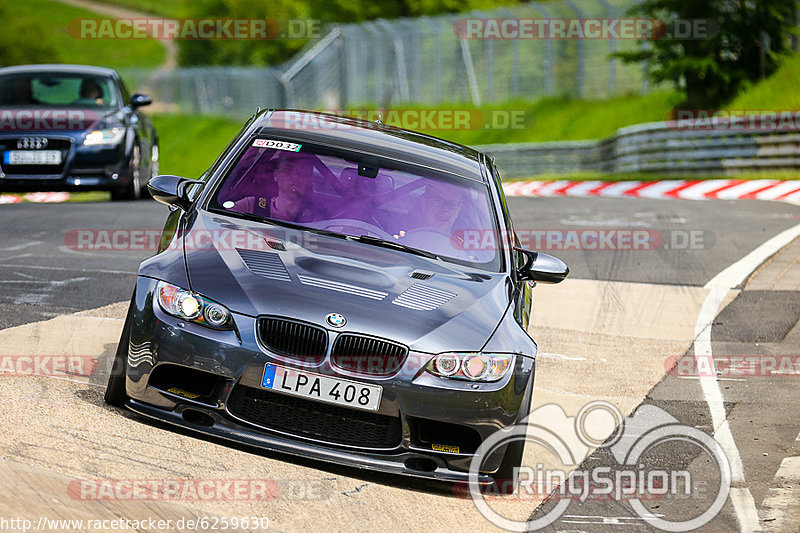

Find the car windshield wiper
[[354, 235, 440, 260]]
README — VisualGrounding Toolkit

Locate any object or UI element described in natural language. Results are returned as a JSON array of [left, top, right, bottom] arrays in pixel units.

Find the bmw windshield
[[209, 138, 503, 271]]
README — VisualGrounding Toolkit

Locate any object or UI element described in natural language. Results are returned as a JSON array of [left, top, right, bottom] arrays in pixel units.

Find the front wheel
[[110, 144, 142, 201], [494, 430, 526, 488], [104, 293, 135, 407]]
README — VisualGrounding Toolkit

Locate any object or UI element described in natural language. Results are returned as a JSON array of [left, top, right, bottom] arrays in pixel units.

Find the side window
[[118, 77, 131, 106], [491, 163, 515, 244], [491, 162, 528, 271]]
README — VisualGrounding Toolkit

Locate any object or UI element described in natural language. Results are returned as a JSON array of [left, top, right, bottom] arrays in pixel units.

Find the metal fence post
[[455, 14, 481, 105], [564, 0, 585, 98], [529, 1, 554, 96], [500, 8, 520, 98], [423, 17, 443, 103], [597, 0, 617, 95], [486, 38, 494, 103]]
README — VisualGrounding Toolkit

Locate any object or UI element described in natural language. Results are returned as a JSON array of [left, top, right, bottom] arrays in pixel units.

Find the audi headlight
[[83, 127, 124, 146], [426, 353, 514, 382], [156, 281, 233, 329]]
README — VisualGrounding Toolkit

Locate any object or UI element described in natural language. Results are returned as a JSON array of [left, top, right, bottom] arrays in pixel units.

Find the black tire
[[104, 294, 135, 407], [494, 386, 534, 489], [110, 144, 142, 201], [141, 142, 159, 200], [494, 429, 526, 490]]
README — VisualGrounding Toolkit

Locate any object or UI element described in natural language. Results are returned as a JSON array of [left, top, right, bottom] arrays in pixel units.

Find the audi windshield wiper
[[354, 235, 440, 260]]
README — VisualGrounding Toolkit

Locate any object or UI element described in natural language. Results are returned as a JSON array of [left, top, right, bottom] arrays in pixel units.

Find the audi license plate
[[4, 150, 61, 165], [261, 363, 382, 411]]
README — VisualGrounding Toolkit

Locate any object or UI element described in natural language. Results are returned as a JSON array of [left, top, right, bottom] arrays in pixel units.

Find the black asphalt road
[[508, 196, 800, 286], [1, 197, 796, 329], [0, 196, 798, 531], [0, 200, 165, 329]]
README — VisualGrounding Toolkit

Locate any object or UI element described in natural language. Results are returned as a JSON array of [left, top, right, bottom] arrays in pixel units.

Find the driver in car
[[401, 181, 470, 257], [74, 79, 105, 106], [232, 152, 315, 223]]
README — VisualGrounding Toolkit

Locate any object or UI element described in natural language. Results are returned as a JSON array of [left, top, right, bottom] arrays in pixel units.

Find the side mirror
[[147, 175, 202, 210], [130, 93, 152, 108], [515, 248, 569, 284]]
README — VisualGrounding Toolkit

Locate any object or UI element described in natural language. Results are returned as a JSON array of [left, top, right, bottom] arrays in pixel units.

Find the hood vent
[[392, 284, 456, 311], [411, 271, 434, 280], [237, 249, 291, 282], [297, 274, 388, 301]]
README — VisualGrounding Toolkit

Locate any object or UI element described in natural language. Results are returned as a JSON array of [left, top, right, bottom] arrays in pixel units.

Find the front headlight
[[83, 127, 124, 146], [426, 352, 514, 382], [155, 281, 233, 329]]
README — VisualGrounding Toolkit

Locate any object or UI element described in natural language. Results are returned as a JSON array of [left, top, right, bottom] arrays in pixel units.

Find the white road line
[[676, 376, 746, 382], [0, 263, 135, 275], [0, 241, 43, 251], [730, 488, 762, 533], [537, 352, 588, 361], [759, 443, 800, 531], [695, 222, 800, 532]]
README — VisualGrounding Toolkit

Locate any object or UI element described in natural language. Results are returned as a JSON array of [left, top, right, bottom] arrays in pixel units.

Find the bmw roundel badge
[[325, 313, 346, 328]]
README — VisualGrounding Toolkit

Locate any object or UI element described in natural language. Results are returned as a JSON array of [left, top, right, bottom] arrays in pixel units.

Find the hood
[[184, 211, 511, 353]]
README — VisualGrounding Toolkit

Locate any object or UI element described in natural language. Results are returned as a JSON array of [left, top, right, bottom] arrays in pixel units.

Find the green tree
[[0, 5, 60, 65], [616, 0, 798, 107]]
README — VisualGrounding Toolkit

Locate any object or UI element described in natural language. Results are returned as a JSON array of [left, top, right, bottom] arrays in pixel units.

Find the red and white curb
[[23, 192, 71, 203], [0, 194, 22, 204], [0, 192, 71, 204], [503, 179, 800, 204]]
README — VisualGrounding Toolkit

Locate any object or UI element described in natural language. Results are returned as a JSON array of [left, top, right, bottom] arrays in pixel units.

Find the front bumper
[[123, 276, 535, 483], [0, 134, 129, 192]]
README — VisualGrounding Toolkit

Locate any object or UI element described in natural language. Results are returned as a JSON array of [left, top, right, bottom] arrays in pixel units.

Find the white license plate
[[5, 150, 62, 165], [261, 363, 383, 412]]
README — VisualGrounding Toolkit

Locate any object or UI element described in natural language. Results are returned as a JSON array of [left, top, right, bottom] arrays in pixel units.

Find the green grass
[[152, 114, 245, 178], [344, 90, 682, 146], [12, 0, 165, 69], [92, 0, 185, 18], [726, 52, 800, 111], [425, 90, 681, 145]]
